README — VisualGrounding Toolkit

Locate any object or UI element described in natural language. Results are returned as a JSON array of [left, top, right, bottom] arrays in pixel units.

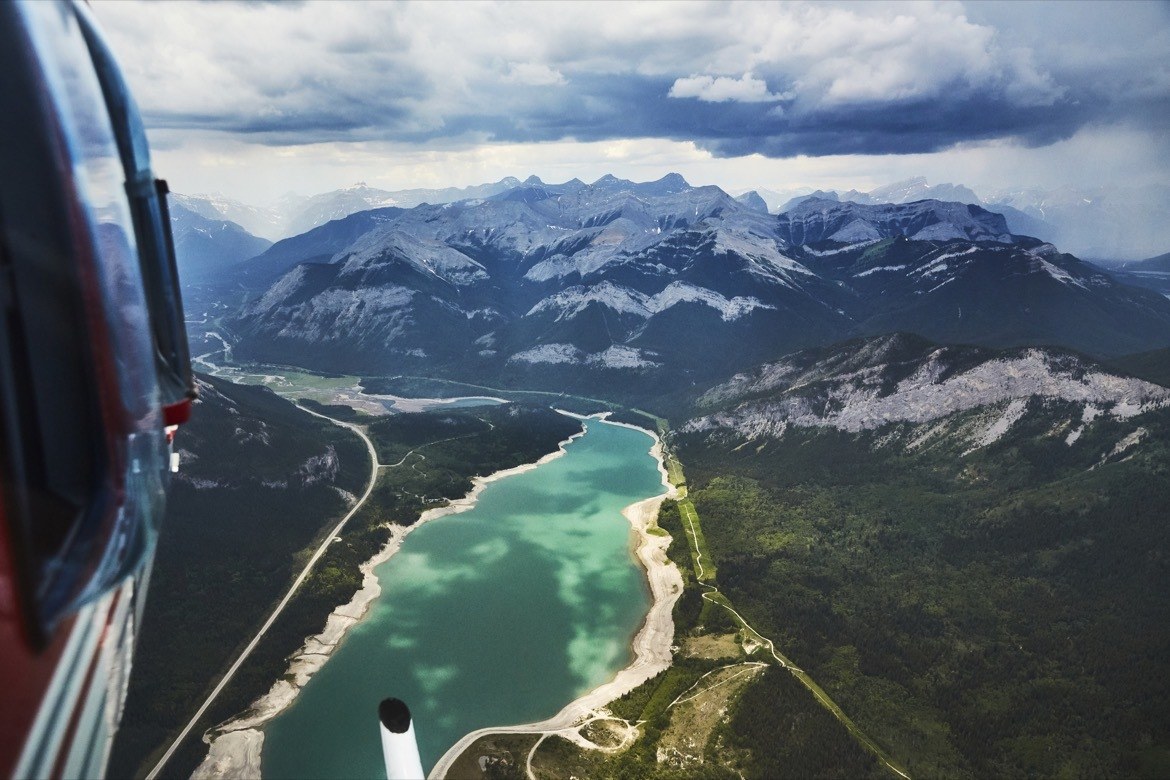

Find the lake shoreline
[[190, 421, 589, 779], [427, 414, 683, 779]]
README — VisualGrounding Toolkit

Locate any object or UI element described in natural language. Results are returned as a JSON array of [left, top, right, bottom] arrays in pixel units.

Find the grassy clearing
[[231, 365, 360, 395], [445, 733, 537, 779], [658, 664, 767, 768], [681, 632, 744, 661], [678, 499, 716, 582], [665, 452, 686, 488], [530, 735, 614, 780]]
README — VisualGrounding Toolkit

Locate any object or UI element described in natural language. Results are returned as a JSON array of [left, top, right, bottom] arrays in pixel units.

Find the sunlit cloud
[[92, 1, 1170, 201], [669, 74, 789, 103]]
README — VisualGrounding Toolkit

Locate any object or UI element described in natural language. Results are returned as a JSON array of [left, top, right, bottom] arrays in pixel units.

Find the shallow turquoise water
[[261, 418, 665, 778]]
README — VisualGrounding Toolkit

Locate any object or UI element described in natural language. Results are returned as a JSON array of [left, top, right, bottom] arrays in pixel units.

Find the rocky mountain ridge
[[685, 334, 1170, 456], [776, 198, 1012, 244], [222, 174, 1170, 390]]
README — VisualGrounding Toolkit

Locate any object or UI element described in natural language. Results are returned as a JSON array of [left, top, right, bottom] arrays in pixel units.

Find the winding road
[[144, 406, 381, 780]]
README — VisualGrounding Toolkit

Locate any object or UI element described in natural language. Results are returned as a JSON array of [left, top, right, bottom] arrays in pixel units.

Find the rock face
[[685, 334, 1170, 452], [222, 174, 1170, 387]]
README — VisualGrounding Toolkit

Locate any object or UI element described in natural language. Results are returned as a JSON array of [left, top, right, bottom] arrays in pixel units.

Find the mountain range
[[178, 174, 1170, 399], [172, 172, 1170, 262]]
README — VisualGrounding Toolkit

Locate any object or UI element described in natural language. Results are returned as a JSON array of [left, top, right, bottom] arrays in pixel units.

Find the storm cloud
[[96, 1, 1170, 159]]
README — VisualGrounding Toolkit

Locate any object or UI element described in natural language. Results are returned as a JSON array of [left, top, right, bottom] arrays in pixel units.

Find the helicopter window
[[0, 1, 164, 641], [75, 3, 195, 417]]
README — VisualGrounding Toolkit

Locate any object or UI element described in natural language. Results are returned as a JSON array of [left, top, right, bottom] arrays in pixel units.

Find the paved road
[[145, 407, 380, 780]]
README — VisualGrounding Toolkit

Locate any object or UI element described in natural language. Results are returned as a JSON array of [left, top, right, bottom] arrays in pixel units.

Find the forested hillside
[[677, 388, 1170, 777]]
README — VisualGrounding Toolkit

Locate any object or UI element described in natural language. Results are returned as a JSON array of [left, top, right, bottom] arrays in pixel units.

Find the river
[[261, 417, 666, 778]]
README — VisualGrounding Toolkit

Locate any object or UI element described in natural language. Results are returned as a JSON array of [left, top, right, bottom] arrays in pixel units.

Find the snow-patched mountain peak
[[591, 174, 630, 190], [174, 178, 528, 241], [805, 177, 983, 211], [859, 177, 981, 207], [779, 189, 841, 213], [332, 227, 488, 286], [641, 173, 692, 195], [585, 173, 692, 197], [734, 191, 770, 213]]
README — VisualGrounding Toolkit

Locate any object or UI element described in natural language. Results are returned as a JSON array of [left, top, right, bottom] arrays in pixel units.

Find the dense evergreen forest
[[678, 404, 1170, 777]]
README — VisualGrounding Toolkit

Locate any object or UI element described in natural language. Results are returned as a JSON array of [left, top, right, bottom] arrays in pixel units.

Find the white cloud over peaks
[[96, 1, 1070, 138], [669, 73, 788, 103], [92, 0, 1167, 188], [503, 62, 567, 86], [771, 3, 1064, 109]]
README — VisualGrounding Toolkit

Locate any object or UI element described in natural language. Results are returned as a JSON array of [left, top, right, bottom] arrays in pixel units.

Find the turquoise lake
[[261, 418, 666, 778]]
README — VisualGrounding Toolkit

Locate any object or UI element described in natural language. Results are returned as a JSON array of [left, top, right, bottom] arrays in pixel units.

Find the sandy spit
[[428, 415, 683, 780], [190, 424, 588, 779], [373, 393, 510, 413]]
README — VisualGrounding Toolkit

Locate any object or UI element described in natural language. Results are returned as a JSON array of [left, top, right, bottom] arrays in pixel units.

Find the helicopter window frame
[[74, 2, 195, 417], [0, 1, 165, 643]]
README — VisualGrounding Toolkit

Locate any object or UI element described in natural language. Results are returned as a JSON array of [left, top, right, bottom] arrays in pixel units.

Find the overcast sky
[[93, 0, 1170, 204]]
